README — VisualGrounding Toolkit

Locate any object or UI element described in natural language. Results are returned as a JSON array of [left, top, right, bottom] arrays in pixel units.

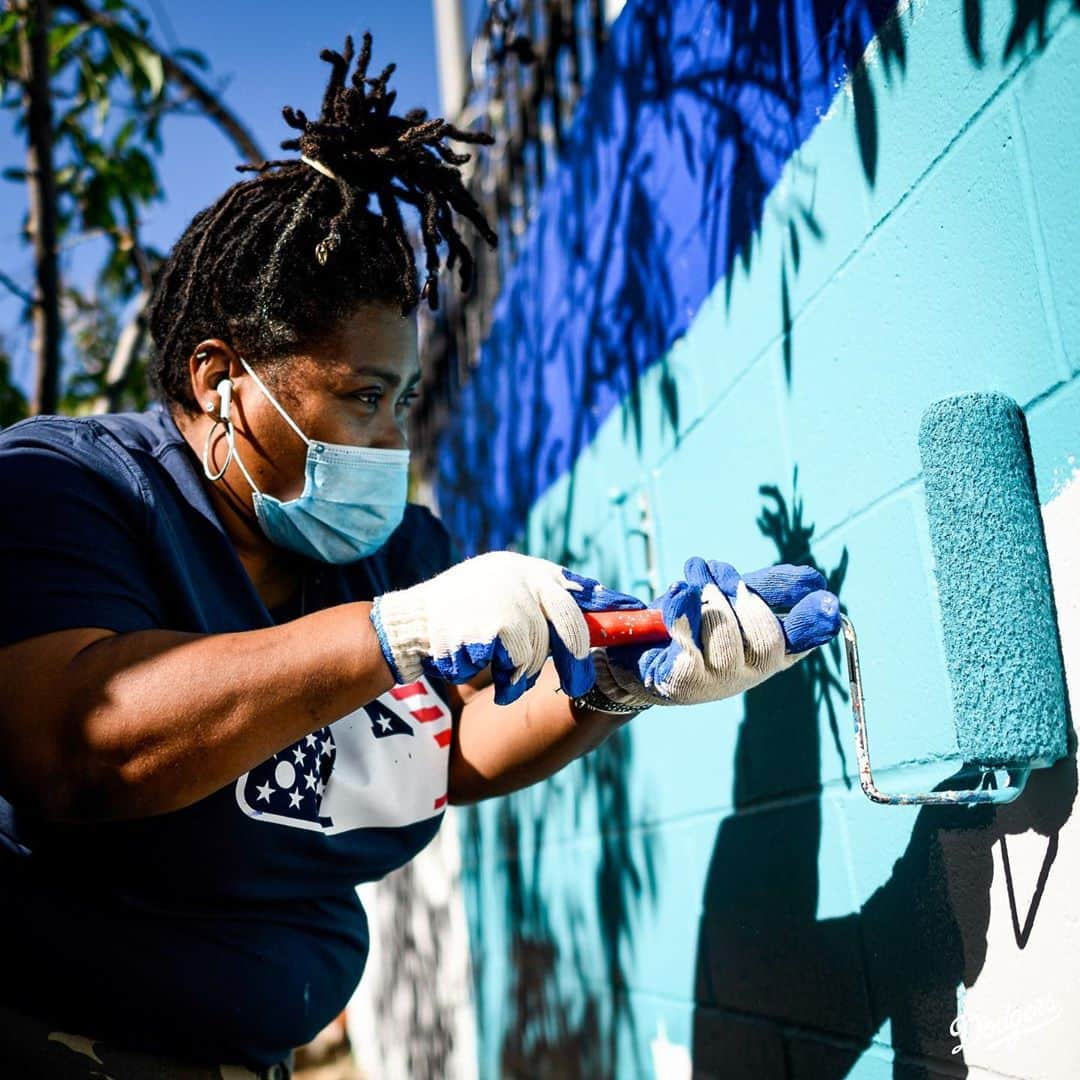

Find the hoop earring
[[202, 416, 235, 482]]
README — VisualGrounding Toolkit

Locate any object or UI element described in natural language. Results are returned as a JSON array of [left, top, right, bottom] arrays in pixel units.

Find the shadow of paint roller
[[586, 392, 1070, 807]]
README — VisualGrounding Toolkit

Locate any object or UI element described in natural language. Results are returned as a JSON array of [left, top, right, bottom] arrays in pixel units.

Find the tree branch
[[54, 0, 266, 163], [93, 286, 148, 414], [21, 0, 64, 414], [0, 269, 36, 306]]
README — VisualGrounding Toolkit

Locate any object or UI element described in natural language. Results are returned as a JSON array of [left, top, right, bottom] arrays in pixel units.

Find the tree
[[0, 0, 264, 417], [0, 334, 28, 425]]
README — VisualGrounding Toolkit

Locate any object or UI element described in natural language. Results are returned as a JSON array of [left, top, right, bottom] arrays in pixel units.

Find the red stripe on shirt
[[410, 706, 444, 723], [433, 793, 448, 810], [433, 728, 452, 748], [390, 681, 426, 700]]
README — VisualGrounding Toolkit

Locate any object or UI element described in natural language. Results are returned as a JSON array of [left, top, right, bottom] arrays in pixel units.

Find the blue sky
[[0, 0, 486, 396]]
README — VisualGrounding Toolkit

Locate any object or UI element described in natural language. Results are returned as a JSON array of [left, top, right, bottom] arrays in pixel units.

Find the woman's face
[[195, 301, 420, 509]]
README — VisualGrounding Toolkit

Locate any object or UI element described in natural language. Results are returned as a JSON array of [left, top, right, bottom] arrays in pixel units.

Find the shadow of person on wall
[[690, 480, 1078, 1078]]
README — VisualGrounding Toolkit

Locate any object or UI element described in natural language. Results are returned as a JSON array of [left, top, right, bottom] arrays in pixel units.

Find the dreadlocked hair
[[147, 30, 498, 414]]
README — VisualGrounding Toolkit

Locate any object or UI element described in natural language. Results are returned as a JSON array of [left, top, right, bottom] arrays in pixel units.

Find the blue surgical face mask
[[202, 355, 409, 563]]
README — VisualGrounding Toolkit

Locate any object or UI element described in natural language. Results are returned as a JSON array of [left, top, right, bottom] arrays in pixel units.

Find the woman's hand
[[592, 557, 841, 708], [370, 551, 639, 705]]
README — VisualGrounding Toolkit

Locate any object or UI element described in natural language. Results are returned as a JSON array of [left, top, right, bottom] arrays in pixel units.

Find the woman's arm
[[443, 660, 632, 804], [0, 604, 395, 823]]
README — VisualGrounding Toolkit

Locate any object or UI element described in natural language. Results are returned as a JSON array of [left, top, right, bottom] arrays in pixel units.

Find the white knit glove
[[370, 551, 608, 705], [593, 557, 841, 708]]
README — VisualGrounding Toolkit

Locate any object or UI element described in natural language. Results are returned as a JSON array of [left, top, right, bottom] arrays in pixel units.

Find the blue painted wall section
[[435, 0, 897, 553], [449, 0, 1080, 1076]]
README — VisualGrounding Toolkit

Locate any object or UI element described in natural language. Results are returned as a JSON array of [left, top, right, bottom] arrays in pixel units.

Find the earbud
[[217, 378, 233, 424], [202, 377, 236, 483]]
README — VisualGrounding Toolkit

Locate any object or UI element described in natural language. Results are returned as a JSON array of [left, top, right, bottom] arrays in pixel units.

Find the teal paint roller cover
[[918, 392, 1068, 769]]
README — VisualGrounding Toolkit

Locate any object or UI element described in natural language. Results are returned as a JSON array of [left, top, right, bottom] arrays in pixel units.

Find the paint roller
[[585, 392, 1070, 807]]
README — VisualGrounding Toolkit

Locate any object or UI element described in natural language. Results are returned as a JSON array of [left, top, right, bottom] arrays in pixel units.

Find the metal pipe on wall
[[432, 0, 468, 120]]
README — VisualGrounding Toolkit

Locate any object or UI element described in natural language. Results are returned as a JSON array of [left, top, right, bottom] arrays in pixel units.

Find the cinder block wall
[[441, 0, 1080, 1075]]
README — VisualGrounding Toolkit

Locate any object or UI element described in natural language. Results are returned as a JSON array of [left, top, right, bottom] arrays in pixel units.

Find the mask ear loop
[[237, 354, 312, 448], [202, 378, 236, 482]]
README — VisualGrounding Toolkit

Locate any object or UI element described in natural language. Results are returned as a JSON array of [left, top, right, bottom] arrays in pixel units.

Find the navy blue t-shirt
[[0, 405, 459, 1067]]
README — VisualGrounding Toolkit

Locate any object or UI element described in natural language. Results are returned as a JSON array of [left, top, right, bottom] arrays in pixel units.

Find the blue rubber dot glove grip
[[604, 559, 841, 677]]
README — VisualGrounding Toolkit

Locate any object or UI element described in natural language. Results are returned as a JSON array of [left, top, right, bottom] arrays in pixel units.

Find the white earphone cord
[[201, 379, 263, 496]]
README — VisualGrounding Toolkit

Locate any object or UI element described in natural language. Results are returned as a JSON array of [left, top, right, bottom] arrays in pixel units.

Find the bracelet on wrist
[[570, 684, 651, 716]]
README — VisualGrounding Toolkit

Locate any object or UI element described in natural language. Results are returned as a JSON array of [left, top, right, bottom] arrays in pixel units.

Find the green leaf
[[57, 103, 88, 132], [145, 112, 162, 154], [120, 147, 161, 200], [95, 93, 111, 130], [0, 17, 23, 91], [48, 21, 91, 63], [114, 116, 137, 151], [80, 173, 115, 230], [0, 350, 29, 429], [127, 7, 151, 37], [130, 41, 164, 97], [0, 10, 21, 39], [106, 31, 135, 83], [78, 53, 105, 103]]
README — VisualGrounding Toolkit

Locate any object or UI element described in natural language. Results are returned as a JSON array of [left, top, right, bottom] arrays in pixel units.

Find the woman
[[0, 32, 839, 1078]]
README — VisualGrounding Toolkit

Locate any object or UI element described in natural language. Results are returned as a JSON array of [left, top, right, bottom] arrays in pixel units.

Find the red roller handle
[[585, 609, 670, 647]]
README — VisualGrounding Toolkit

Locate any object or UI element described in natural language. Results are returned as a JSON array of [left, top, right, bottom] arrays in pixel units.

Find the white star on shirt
[[256, 781, 274, 803], [305, 733, 318, 748], [288, 790, 303, 809], [320, 738, 333, 757], [315, 777, 325, 797], [375, 714, 393, 734], [304, 770, 317, 791], [292, 746, 306, 766]]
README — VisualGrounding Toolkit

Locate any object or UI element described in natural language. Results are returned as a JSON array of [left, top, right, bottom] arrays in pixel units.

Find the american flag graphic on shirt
[[238, 725, 338, 829], [235, 676, 451, 833]]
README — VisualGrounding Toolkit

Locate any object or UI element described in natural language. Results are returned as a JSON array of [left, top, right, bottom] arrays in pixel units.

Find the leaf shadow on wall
[[689, 479, 1078, 1078], [461, 532, 659, 1080], [445, 0, 1078, 1074], [434, 0, 1077, 559], [435, 0, 899, 557], [964, 0, 1080, 63], [551, 0, 904, 565]]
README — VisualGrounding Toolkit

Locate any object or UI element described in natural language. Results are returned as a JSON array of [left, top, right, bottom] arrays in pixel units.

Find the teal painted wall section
[[459, 0, 1079, 1075]]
